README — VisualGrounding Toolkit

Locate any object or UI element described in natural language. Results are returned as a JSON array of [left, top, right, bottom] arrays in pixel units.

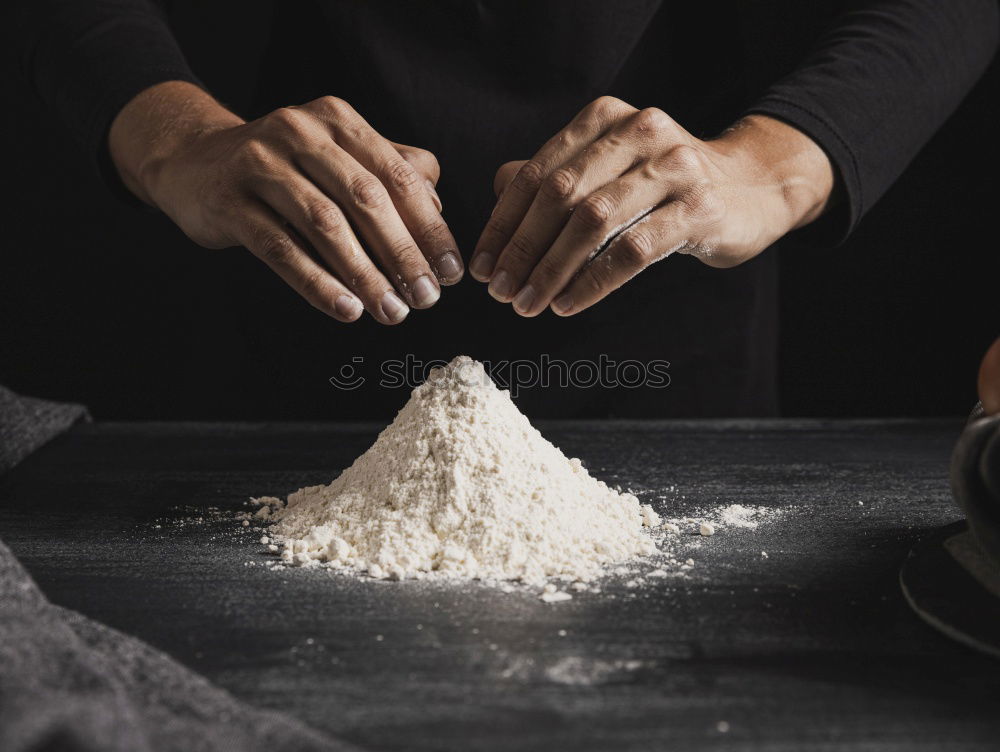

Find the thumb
[[494, 160, 528, 199]]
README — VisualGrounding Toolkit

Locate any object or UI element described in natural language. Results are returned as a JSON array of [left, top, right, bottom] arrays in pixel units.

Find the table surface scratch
[[2, 419, 997, 751]]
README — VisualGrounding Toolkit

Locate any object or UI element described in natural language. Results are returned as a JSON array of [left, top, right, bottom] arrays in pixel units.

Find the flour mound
[[261, 356, 660, 585]]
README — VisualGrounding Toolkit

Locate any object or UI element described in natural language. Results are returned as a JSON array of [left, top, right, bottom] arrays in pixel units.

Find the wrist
[[712, 114, 835, 237], [109, 81, 243, 206]]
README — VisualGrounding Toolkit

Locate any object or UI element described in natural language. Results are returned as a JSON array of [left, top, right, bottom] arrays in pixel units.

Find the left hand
[[469, 97, 834, 317]]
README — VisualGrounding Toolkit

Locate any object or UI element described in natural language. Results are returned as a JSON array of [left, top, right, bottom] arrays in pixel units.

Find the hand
[[980, 338, 1000, 415], [469, 97, 834, 317], [110, 82, 463, 324]]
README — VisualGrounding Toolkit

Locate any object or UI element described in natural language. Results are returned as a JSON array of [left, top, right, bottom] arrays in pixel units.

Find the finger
[[302, 97, 461, 287], [511, 155, 691, 316], [392, 141, 442, 212], [296, 140, 445, 305], [232, 199, 366, 323], [488, 124, 654, 304], [469, 96, 636, 283], [550, 201, 691, 317], [352, 137, 462, 286], [391, 142, 440, 184], [252, 173, 410, 325], [494, 160, 526, 198]]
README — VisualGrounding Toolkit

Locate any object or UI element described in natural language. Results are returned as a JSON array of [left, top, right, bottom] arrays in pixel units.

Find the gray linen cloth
[[0, 387, 358, 752], [0, 385, 89, 474]]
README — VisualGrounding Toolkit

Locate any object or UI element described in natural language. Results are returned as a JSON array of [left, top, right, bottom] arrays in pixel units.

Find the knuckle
[[350, 265, 384, 293], [413, 215, 450, 245], [347, 173, 389, 210], [255, 230, 294, 265], [386, 235, 421, 263], [540, 166, 579, 203], [589, 95, 625, 119], [638, 160, 662, 182], [485, 213, 512, 238], [314, 95, 352, 118], [510, 160, 545, 195], [574, 192, 615, 230], [506, 233, 538, 264], [298, 267, 328, 299], [616, 229, 654, 266], [632, 107, 672, 134], [533, 254, 563, 284], [384, 159, 421, 196], [268, 107, 303, 129], [407, 145, 438, 169], [304, 200, 343, 234], [578, 267, 607, 296], [665, 144, 703, 173]]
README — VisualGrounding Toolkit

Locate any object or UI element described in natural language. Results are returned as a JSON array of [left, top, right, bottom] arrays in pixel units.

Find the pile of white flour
[[252, 356, 661, 585]]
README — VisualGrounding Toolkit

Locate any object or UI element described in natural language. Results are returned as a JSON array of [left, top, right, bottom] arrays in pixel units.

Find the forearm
[[109, 82, 242, 206], [747, 0, 999, 241]]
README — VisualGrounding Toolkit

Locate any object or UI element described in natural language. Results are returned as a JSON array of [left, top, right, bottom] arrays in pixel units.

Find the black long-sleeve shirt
[[9, 1, 999, 418]]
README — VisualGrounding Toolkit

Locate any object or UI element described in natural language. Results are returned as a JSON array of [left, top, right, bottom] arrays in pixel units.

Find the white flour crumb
[[699, 522, 715, 537], [255, 356, 660, 587], [640, 505, 662, 527], [540, 590, 573, 603]]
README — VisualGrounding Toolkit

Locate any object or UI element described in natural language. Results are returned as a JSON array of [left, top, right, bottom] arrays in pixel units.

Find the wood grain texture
[[1, 420, 996, 751]]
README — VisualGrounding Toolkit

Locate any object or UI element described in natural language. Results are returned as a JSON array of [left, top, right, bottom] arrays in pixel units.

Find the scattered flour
[[254, 356, 661, 586], [718, 504, 769, 529], [544, 656, 645, 686]]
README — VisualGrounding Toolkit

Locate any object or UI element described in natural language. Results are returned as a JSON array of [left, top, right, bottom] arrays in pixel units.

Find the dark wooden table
[[2, 420, 997, 751]]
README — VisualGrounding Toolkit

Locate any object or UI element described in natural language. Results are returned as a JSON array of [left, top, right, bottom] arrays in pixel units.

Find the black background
[[1, 9, 996, 420]]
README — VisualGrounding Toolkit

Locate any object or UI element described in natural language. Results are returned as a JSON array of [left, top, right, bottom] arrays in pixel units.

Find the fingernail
[[425, 180, 442, 212], [469, 253, 495, 282], [552, 293, 573, 315], [512, 284, 537, 314], [488, 269, 514, 301], [435, 251, 463, 283], [411, 275, 440, 308], [335, 294, 363, 320], [380, 290, 410, 323]]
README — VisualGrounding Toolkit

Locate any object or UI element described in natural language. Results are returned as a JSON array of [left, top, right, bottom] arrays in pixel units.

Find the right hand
[[112, 83, 462, 324]]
